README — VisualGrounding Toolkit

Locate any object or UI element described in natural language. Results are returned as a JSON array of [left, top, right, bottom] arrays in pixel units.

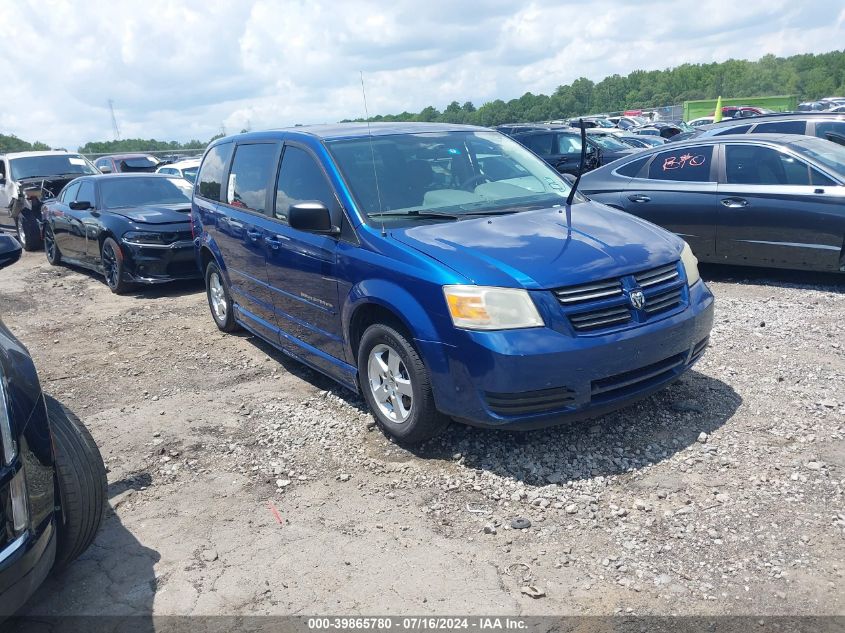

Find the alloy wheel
[[45, 226, 57, 261], [208, 272, 228, 322], [16, 217, 27, 249], [101, 243, 119, 288], [367, 343, 413, 424]]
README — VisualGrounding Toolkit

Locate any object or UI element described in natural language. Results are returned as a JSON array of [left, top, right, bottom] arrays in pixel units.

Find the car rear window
[[616, 156, 648, 177], [197, 143, 234, 201], [646, 146, 713, 181], [751, 121, 806, 134]]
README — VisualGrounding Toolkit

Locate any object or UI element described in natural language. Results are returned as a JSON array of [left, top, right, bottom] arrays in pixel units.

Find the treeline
[[0, 134, 50, 153], [345, 50, 845, 127], [77, 138, 209, 154]]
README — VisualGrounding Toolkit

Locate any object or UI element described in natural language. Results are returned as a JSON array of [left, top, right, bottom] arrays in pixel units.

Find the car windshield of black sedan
[[327, 131, 575, 220], [590, 135, 630, 151], [100, 177, 192, 208], [793, 137, 845, 176], [10, 154, 98, 180]]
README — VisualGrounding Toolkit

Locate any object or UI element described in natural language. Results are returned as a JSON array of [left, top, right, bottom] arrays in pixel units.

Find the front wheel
[[44, 223, 62, 265], [100, 237, 131, 294], [16, 211, 42, 251], [357, 323, 449, 445], [47, 395, 107, 569]]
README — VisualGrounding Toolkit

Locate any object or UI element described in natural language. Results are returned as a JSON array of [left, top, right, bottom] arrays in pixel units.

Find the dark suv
[[0, 234, 106, 618], [700, 112, 845, 145], [507, 125, 637, 175]]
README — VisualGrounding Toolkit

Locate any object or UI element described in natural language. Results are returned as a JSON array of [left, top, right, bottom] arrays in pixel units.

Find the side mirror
[[69, 200, 93, 211], [98, 165, 112, 173], [561, 173, 577, 185], [0, 234, 22, 270], [288, 201, 339, 235]]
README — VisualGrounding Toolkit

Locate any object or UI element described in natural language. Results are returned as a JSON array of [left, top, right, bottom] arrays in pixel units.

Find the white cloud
[[0, 0, 842, 149]]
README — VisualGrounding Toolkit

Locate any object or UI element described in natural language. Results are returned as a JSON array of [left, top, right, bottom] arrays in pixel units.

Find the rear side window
[[725, 145, 814, 185], [646, 146, 713, 181], [275, 146, 335, 223], [226, 143, 278, 214], [814, 121, 845, 142], [556, 134, 582, 154], [197, 142, 233, 201], [751, 121, 806, 134], [714, 125, 752, 136], [616, 156, 648, 177], [519, 134, 553, 155]]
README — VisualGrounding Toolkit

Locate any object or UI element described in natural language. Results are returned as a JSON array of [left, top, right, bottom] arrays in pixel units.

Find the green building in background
[[684, 95, 799, 121]]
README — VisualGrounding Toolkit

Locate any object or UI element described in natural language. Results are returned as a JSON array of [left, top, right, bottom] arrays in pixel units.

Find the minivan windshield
[[327, 131, 578, 222], [100, 177, 192, 208], [589, 135, 631, 151], [10, 154, 99, 180]]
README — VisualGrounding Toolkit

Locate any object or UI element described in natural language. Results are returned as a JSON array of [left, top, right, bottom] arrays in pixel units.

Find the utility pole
[[108, 99, 121, 140]]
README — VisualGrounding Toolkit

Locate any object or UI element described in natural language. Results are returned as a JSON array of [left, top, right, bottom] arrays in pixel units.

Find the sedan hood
[[391, 203, 682, 289], [108, 203, 191, 225]]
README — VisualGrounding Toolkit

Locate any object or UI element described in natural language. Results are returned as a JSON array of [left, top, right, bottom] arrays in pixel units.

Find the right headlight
[[680, 241, 701, 287], [443, 285, 544, 330]]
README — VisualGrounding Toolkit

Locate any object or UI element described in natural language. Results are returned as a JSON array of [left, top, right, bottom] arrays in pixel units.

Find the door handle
[[720, 197, 748, 208], [264, 236, 282, 250], [246, 229, 261, 241], [628, 194, 650, 203]]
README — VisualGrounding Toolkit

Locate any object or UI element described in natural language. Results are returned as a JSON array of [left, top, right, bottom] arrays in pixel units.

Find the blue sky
[[1, 0, 844, 149]]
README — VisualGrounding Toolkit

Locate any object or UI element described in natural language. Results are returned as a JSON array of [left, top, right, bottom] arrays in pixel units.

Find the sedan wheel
[[100, 237, 130, 294], [44, 224, 61, 265]]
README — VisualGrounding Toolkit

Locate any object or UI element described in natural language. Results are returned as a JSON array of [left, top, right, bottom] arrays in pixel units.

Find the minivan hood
[[391, 203, 682, 289], [108, 203, 191, 225]]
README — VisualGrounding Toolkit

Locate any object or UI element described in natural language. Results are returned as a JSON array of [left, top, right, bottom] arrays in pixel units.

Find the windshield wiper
[[369, 210, 461, 220]]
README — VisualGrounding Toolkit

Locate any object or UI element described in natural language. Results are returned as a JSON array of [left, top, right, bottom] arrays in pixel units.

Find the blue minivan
[[192, 123, 714, 444]]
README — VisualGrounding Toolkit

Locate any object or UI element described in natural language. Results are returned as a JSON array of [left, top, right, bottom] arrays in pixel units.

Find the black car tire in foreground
[[47, 395, 107, 569], [43, 224, 61, 266], [0, 233, 107, 618], [15, 212, 41, 252]]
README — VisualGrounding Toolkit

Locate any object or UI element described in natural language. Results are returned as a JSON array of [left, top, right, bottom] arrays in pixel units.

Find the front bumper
[[0, 517, 55, 618], [121, 240, 202, 284], [420, 280, 715, 428]]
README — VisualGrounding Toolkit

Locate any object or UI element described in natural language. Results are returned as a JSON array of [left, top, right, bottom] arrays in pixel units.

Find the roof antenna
[[566, 118, 587, 207], [360, 71, 386, 236]]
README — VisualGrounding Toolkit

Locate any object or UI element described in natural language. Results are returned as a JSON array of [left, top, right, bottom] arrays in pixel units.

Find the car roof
[[75, 173, 180, 181], [216, 122, 489, 146], [99, 153, 158, 159], [2, 150, 83, 159], [706, 111, 845, 127], [161, 158, 200, 168]]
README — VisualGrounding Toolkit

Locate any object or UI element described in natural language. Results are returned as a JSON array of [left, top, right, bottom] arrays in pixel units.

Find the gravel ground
[[1, 251, 843, 617]]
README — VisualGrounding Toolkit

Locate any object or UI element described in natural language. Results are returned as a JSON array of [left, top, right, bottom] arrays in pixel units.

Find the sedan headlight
[[444, 285, 544, 330], [122, 231, 168, 245], [680, 242, 701, 287], [0, 379, 16, 465]]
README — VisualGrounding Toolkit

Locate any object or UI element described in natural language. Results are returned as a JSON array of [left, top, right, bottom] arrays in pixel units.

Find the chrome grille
[[644, 286, 683, 314], [569, 305, 632, 331], [553, 279, 622, 305], [635, 263, 680, 288], [554, 261, 685, 335]]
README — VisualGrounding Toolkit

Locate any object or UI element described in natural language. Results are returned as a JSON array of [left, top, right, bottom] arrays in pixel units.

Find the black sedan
[[0, 234, 106, 618], [41, 174, 201, 293], [508, 126, 637, 176], [579, 134, 845, 273]]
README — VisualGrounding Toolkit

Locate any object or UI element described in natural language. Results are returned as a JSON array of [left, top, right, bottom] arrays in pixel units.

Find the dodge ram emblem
[[629, 290, 646, 310]]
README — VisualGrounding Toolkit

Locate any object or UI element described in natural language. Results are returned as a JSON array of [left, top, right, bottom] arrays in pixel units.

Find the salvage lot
[[2, 250, 843, 616]]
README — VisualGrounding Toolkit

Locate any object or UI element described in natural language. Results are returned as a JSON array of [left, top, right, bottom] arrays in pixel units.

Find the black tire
[[44, 222, 61, 265], [100, 237, 131, 294], [16, 211, 42, 251], [47, 395, 107, 569], [205, 260, 240, 332], [357, 323, 449, 445]]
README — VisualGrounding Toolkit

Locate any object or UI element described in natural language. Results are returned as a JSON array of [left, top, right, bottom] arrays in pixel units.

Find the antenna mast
[[108, 99, 121, 140]]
